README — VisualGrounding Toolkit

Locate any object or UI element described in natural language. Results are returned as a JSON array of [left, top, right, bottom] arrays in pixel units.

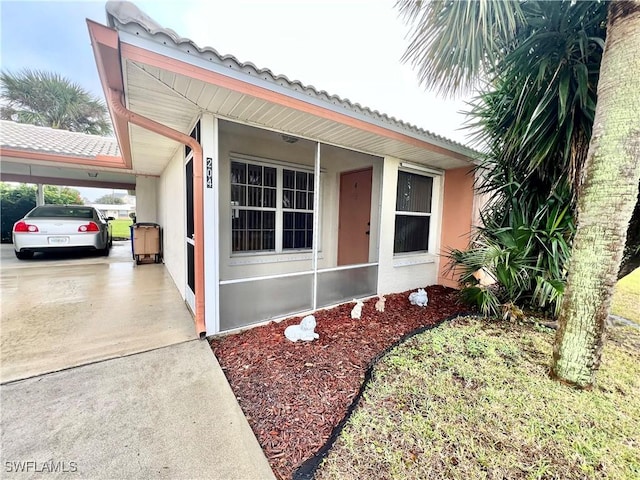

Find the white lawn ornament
[[409, 288, 428, 307], [375, 295, 386, 313], [284, 315, 319, 342], [351, 299, 364, 319]]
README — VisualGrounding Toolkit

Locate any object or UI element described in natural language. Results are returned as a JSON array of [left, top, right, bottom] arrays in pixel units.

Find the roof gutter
[[107, 89, 206, 339]]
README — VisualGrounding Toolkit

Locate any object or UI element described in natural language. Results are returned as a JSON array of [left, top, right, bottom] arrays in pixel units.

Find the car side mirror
[[107, 216, 115, 221]]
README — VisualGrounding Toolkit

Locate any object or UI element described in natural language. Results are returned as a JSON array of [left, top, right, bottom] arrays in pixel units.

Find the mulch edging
[[209, 285, 468, 480]]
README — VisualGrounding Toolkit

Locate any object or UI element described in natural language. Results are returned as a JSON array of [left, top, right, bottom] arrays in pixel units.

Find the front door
[[338, 168, 372, 265], [185, 156, 196, 312]]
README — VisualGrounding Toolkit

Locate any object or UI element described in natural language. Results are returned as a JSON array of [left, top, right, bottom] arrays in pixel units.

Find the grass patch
[[109, 219, 133, 239], [316, 317, 640, 480], [611, 268, 640, 325]]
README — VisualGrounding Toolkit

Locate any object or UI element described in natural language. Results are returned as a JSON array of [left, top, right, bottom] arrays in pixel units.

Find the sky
[[0, 0, 473, 200]]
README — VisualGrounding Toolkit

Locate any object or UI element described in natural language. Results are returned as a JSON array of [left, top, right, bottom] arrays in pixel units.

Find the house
[[112, 192, 137, 206], [90, 203, 135, 219], [86, 1, 479, 338]]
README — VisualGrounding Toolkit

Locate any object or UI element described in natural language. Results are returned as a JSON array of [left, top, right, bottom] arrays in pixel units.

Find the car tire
[[15, 250, 34, 260], [101, 245, 110, 256]]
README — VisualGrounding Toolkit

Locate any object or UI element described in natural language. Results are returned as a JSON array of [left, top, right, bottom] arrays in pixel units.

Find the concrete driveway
[[1, 241, 195, 383], [0, 242, 276, 479]]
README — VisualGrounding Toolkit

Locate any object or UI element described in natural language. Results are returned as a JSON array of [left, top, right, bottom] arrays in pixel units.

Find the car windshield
[[28, 207, 95, 219]]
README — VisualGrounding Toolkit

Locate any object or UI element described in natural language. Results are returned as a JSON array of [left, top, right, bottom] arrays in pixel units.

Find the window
[[394, 171, 433, 253], [283, 169, 314, 250], [231, 159, 314, 253], [29, 206, 95, 219]]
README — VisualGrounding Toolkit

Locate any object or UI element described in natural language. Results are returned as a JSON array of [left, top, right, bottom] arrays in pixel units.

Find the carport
[[0, 119, 135, 192], [0, 121, 198, 384], [0, 120, 166, 242], [0, 241, 195, 383]]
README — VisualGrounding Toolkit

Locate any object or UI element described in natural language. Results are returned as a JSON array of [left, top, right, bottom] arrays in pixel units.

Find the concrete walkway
[[1, 242, 275, 479], [1, 340, 275, 480]]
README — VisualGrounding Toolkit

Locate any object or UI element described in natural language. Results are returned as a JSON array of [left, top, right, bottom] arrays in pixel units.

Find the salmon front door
[[338, 168, 373, 265]]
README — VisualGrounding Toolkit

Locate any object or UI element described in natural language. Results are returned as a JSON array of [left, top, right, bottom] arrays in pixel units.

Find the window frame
[[393, 169, 435, 255], [230, 155, 317, 256], [230, 161, 278, 252], [282, 169, 315, 251]]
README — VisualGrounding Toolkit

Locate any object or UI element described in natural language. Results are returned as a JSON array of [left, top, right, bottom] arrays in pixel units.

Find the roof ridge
[[0, 119, 117, 141]]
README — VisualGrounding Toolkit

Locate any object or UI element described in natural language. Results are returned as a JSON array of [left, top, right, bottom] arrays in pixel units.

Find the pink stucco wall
[[438, 167, 475, 288]]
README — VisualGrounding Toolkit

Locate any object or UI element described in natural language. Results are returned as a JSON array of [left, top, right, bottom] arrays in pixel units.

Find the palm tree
[[551, 1, 640, 387], [441, 1, 607, 319], [397, 0, 640, 387], [0, 69, 112, 135]]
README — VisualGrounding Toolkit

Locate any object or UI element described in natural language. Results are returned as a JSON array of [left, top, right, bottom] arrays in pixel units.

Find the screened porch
[[217, 120, 383, 331]]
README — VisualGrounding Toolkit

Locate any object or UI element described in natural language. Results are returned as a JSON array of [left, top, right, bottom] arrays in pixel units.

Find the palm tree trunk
[[551, 1, 640, 388]]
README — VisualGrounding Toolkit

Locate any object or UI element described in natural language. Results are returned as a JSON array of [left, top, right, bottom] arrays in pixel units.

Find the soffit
[[124, 59, 472, 170], [122, 59, 200, 175]]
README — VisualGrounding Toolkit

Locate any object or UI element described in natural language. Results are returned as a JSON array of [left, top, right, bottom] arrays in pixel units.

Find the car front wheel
[[15, 250, 34, 260]]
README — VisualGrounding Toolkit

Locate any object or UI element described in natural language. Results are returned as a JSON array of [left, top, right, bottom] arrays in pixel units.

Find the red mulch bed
[[209, 285, 468, 480]]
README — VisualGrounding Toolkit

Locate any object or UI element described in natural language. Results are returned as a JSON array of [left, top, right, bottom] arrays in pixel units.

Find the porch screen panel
[[220, 274, 313, 331], [187, 242, 195, 292], [316, 265, 378, 308], [283, 169, 314, 250]]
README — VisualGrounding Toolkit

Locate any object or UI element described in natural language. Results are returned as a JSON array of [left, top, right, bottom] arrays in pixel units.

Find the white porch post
[[200, 113, 220, 334], [312, 142, 321, 310], [36, 184, 45, 206]]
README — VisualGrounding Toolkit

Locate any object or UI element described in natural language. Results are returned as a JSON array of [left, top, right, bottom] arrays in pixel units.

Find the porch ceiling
[[124, 59, 472, 170]]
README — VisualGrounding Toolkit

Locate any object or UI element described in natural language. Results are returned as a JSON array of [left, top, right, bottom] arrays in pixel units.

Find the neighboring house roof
[[91, 203, 135, 210], [0, 120, 133, 189], [104, 1, 476, 159], [0, 120, 120, 159]]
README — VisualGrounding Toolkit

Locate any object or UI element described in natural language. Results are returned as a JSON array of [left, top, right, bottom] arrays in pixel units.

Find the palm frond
[[0, 69, 112, 135], [395, 0, 525, 97]]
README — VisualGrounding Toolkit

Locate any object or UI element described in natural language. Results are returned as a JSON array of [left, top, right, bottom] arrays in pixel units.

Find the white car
[[13, 205, 113, 259]]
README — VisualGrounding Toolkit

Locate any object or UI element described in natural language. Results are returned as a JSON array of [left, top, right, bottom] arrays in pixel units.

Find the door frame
[[185, 153, 196, 313]]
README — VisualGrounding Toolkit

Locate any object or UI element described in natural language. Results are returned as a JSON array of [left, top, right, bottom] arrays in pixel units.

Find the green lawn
[[316, 318, 639, 480], [611, 268, 640, 324], [110, 219, 133, 239]]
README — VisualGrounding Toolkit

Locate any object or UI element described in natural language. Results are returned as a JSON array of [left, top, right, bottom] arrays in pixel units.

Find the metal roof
[[0, 120, 120, 159], [104, 1, 476, 159]]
